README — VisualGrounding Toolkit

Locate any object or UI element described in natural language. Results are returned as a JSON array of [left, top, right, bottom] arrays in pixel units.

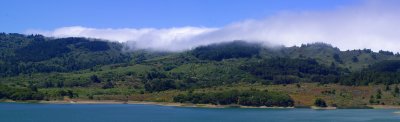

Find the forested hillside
[[1, 33, 400, 107], [0, 33, 130, 77]]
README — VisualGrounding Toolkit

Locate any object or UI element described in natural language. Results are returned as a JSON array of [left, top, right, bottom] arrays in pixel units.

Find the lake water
[[1, 103, 400, 122]]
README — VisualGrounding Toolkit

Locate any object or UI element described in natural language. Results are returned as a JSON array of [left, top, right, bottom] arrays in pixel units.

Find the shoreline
[[367, 105, 400, 109], [2, 99, 294, 109], [3, 99, 400, 109], [310, 106, 337, 110], [41, 100, 296, 109]]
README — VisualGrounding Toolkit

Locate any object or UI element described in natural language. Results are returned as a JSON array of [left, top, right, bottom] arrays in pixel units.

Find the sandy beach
[[33, 99, 294, 109], [367, 105, 400, 109]]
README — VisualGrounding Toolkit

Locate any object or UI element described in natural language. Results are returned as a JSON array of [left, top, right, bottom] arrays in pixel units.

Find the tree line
[[173, 89, 294, 107]]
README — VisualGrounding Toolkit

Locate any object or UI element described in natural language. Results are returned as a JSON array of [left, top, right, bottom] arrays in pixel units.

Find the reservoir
[[1, 103, 399, 122]]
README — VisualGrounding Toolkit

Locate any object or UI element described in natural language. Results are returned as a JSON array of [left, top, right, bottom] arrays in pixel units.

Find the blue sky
[[1, 0, 361, 33], [2, 0, 400, 53]]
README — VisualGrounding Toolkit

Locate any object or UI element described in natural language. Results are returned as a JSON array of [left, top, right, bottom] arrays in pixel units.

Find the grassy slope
[[2, 48, 400, 107], [45, 83, 400, 108]]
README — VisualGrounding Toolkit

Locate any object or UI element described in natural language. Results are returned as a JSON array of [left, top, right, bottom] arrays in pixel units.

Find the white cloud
[[26, 26, 218, 51], [26, 0, 400, 52]]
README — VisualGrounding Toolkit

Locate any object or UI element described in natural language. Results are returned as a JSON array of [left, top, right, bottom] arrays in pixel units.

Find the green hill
[[1, 33, 400, 107]]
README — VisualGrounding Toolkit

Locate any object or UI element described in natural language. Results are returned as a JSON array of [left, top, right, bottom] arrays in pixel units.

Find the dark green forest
[[0, 33, 129, 77], [173, 89, 294, 107], [1, 33, 400, 106]]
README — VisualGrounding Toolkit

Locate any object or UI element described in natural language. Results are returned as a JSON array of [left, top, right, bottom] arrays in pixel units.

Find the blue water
[[1, 103, 400, 122]]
